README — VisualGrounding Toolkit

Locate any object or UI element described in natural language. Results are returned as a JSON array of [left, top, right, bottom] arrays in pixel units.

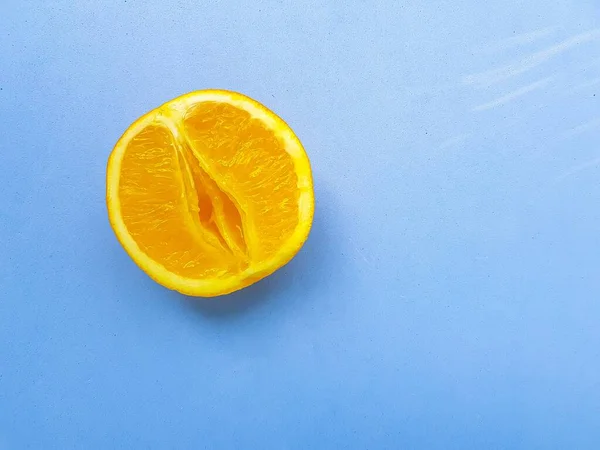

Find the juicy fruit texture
[[106, 90, 314, 297]]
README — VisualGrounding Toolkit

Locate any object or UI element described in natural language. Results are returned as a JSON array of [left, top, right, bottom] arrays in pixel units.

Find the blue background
[[2, 1, 600, 448]]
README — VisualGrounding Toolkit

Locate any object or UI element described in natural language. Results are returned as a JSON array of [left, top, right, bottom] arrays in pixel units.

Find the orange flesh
[[117, 101, 300, 280], [183, 102, 299, 259]]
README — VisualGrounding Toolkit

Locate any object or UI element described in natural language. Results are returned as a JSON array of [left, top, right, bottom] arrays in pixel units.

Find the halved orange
[[106, 90, 314, 297]]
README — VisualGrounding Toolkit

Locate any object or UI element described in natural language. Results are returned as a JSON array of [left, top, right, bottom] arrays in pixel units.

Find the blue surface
[[1, 1, 600, 448]]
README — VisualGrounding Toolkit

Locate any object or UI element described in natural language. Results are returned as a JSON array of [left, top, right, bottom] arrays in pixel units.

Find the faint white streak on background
[[568, 76, 600, 92], [437, 133, 470, 150], [556, 156, 600, 181], [463, 29, 600, 86], [481, 27, 557, 53], [562, 117, 600, 138], [472, 77, 552, 111], [348, 236, 372, 267]]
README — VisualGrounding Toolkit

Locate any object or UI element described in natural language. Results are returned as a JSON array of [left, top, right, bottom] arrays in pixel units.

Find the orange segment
[[117, 124, 234, 278], [106, 90, 314, 297], [183, 102, 300, 260], [184, 153, 248, 258]]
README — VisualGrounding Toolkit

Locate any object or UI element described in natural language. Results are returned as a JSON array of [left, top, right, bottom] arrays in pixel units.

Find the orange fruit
[[106, 90, 314, 297]]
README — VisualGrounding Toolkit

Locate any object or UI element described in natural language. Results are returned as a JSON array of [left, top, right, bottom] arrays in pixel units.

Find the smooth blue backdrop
[[1, 1, 600, 448]]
